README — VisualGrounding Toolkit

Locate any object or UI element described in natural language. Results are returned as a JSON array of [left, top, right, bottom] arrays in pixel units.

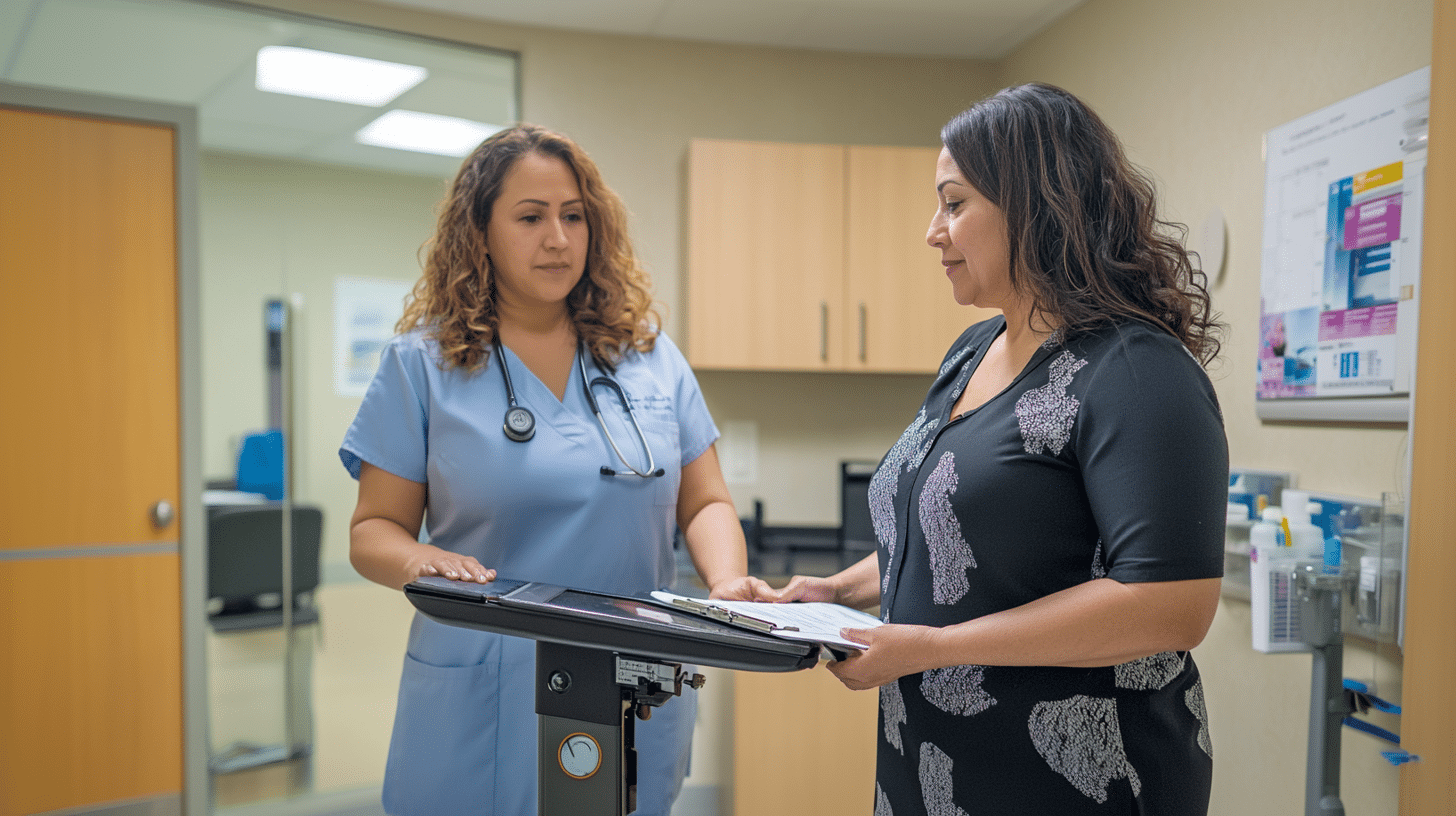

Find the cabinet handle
[[858, 302, 867, 363], [819, 301, 828, 362]]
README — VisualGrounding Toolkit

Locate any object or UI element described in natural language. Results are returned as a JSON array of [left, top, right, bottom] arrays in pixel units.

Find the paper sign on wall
[[334, 277, 413, 398], [1258, 67, 1429, 420]]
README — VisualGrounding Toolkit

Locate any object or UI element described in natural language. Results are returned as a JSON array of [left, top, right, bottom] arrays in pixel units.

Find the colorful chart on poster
[[1258, 67, 1429, 419]]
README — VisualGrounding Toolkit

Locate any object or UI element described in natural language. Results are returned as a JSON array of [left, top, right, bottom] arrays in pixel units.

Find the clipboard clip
[[669, 597, 799, 634]]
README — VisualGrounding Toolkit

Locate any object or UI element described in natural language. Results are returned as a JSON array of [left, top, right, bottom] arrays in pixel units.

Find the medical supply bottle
[[1250, 506, 1307, 653], [1280, 490, 1325, 562]]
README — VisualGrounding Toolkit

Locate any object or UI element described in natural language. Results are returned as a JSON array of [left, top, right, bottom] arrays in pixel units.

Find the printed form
[[649, 591, 883, 652]]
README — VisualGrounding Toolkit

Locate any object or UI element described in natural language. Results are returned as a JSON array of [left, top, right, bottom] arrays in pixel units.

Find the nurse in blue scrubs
[[340, 124, 762, 816]]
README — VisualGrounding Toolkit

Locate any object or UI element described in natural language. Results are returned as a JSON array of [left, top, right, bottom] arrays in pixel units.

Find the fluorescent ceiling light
[[356, 110, 500, 157], [256, 45, 427, 106]]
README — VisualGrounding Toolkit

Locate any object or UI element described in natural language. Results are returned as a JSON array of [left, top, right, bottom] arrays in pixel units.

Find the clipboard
[[647, 591, 884, 660]]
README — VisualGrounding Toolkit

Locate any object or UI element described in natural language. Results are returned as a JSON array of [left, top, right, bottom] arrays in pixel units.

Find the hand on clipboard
[[648, 591, 883, 659]]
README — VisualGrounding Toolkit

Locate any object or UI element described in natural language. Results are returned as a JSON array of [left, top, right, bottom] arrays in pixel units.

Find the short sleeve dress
[[340, 329, 717, 816], [871, 316, 1228, 816]]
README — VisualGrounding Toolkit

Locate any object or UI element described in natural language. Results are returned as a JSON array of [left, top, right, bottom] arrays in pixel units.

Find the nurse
[[340, 124, 756, 815]]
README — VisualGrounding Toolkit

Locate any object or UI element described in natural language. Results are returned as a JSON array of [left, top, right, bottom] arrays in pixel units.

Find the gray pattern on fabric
[[1015, 350, 1088, 455], [1186, 680, 1213, 758], [940, 344, 974, 378], [921, 452, 975, 604], [918, 742, 970, 816], [1028, 695, 1141, 803], [882, 680, 908, 755], [1090, 540, 1106, 579], [871, 409, 941, 593], [1113, 652, 1186, 691], [875, 782, 893, 816], [920, 664, 996, 717]]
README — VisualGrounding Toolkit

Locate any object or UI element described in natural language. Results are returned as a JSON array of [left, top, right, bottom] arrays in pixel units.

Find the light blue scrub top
[[340, 329, 718, 816]]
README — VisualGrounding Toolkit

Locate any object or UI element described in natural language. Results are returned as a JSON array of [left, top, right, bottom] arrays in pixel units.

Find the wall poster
[[334, 276, 413, 398], [1258, 67, 1430, 422]]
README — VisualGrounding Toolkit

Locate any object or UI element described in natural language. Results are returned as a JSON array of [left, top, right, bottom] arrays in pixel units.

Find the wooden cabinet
[[732, 667, 879, 815], [687, 139, 997, 373]]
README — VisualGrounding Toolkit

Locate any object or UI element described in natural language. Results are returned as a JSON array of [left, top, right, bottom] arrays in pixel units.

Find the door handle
[[150, 499, 175, 530]]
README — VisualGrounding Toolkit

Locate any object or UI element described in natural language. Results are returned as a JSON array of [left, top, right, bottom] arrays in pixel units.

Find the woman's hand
[[765, 574, 839, 604], [708, 575, 775, 601], [825, 624, 942, 691], [409, 553, 495, 584]]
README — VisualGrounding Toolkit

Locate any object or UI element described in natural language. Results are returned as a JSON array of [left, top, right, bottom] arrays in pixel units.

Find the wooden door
[[1401, 0, 1456, 808], [687, 139, 846, 370], [0, 105, 183, 815], [845, 145, 998, 373]]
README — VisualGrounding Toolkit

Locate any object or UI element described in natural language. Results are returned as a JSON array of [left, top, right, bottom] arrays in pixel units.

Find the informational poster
[[334, 277, 413, 397], [1258, 67, 1429, 422]]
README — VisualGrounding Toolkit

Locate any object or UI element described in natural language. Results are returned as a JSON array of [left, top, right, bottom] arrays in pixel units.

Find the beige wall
[[1001, 0, 1432, 813], [198, 152, 446, 563], [201, 0, 1433, 812]]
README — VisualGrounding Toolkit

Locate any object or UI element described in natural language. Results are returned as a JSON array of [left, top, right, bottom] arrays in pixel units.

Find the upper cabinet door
[[687, 139, 845, 370], [844, 145, 998, 373]]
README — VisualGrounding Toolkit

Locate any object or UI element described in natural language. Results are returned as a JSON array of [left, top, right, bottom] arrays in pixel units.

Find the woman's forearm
[[925, 577, 1221, 670], [681, 499, 749, 592], [827, 552, 883, 609]]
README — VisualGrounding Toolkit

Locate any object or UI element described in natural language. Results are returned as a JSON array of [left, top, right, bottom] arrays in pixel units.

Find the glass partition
[[0, 1, 519, 810]]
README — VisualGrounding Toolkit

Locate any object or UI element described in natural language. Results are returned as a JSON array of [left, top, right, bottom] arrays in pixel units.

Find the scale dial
[[558, 732, 602, 779]]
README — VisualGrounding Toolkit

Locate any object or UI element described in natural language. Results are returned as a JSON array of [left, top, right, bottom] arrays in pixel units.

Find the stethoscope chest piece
[[494, 338, 536, 443], [503, 404, 535, 442]]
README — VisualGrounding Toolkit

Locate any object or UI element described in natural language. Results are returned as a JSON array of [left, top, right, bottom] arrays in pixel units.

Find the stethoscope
[[493, 337, 664, 478]]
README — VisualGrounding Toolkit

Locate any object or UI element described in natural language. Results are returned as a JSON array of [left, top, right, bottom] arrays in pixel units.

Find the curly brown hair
[[398, 124, 659, 371], [941, 83, 1223, 365]]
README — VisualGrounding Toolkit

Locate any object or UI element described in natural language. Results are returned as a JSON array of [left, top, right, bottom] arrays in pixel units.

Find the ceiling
[[0, 0, 1083, 178], [0, 0, 519, 177], [374, 0, 1087, 60]]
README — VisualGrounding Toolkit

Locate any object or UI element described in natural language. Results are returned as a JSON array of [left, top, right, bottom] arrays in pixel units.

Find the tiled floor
[[210, 581, 414, 810]]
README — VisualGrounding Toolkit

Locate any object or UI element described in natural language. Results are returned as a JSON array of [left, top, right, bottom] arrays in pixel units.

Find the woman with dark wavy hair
[[757, 84, 1228, 814], [340, 124, 753, 815]]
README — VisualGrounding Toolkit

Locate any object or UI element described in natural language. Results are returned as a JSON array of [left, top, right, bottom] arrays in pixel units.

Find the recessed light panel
[[256, 45, 427, 106], [356, 110, 500, 157]]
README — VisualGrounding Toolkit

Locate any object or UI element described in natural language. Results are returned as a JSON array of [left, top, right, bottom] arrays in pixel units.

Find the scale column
[[536, 642, 635, 816]]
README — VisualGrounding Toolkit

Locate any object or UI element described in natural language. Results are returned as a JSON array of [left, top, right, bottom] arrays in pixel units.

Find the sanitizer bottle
[[1280, 490, 1325, 562], [1250, 505, 1306, 653]]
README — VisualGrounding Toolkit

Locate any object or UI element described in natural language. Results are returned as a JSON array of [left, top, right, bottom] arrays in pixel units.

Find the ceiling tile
[[306, 133, 465, 177], [380, 0, 668, 36], [0, 1, 43, 77], [7, 0, 279, 104], [390, 72, 516, 127]]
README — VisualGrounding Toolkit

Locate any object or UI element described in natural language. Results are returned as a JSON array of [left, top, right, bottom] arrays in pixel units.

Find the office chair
[[205, 503, 323, 772], [206, 504, 323, 631], [838, 461, 877, 569], [234, 429, 285, 501]]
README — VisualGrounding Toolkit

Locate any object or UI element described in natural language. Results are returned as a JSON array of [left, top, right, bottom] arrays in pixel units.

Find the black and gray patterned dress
[[871, 316, 1227, 816]]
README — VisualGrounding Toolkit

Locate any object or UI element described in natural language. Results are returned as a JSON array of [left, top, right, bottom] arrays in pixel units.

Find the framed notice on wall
[[1257, 66, 1430, 423]]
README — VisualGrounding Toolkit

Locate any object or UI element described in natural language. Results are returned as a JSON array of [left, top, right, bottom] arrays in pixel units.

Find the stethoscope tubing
[[492, 337, 663, 478]]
